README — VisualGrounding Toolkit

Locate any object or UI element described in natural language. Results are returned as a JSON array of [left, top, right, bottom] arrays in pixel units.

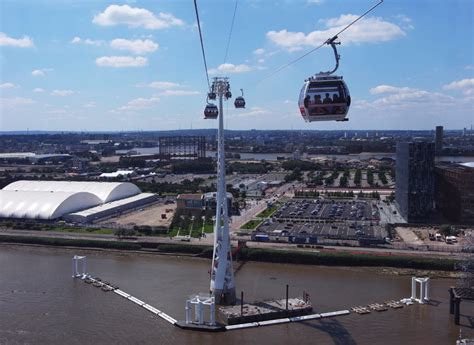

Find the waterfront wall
[[0, 234, 459, 271]]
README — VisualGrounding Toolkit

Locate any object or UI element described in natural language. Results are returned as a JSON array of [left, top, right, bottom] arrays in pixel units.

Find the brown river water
[[0, 245, 473, 345]]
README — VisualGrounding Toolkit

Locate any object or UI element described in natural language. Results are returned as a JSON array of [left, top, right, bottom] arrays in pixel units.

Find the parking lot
[[274, 199, 379, 222], [255, 198, 386, 242]]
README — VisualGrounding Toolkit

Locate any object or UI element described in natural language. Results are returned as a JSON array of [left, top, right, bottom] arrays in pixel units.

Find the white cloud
[[369, 85, 417, 95], [359, 85, 457, 111], [93, 4, 184, 29], [350, 84, 473, 130], [307, 0, 324, 4], [71, 36, 103, 46], [96, 56, 148, 67], [443, 78, 474, 90], [229, 106, 268, 118], [32, 69, 45, 77], [267, 14, 406, 51], [51, 89, 74, 96], [258, 58, 265, 64], [83, 102, 97, 108], [33, 88, 45, 93], [141, 81, 181, 89], [253, 48, 265, 55], [0, 32, 34, 48], [116, 96, 160, 112], [110, 38, 158, 54], [160, 90, 200, 96], [47, 109, 68, 115], [0, 83, 18, 89], [209, 63, 253, 74], [394, 14, 414, 31], [1, 97, 35, 108]]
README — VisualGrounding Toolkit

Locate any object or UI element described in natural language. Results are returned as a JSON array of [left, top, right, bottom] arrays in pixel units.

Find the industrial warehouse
[[0, 180, 157, 222]]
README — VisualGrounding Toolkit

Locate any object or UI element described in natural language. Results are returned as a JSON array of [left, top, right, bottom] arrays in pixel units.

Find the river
[[207, 151, 474, 163], [0, 245, 472, 344]]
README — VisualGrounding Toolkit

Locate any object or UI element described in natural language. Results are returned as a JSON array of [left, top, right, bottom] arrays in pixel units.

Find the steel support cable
[[258, 0, 384, 83], [193, 0, 211, 89], [223, 0, 239, 65]]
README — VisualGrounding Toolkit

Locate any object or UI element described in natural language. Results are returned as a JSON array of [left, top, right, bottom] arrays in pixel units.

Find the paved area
[[274, 199, 378, 222], [254, 198, 386, 241], [378, 202, 405, 224], [101, 203, 175, 228]]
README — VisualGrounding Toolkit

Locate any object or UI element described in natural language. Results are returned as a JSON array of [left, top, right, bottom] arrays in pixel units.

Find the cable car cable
[[223, 0, 239, 65], [258, 0, 383, 84], [193, 0, 211, 88]]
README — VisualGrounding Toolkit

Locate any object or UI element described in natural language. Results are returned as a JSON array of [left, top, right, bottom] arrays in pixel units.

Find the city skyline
[[1, 0, 473, 131]]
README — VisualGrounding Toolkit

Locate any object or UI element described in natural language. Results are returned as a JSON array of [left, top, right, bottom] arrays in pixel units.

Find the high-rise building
[[435, 126, 443, 155], [395, 141, 435, 222], [435, 163, 474, 223]]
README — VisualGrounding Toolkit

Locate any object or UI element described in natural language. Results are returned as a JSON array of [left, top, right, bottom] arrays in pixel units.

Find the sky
[[0, 0, 473, 132]]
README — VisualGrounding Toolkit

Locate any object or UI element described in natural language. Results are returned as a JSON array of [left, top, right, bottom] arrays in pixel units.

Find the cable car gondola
[[298, 36, 351, 122], [234, 89, 246, 108], [204, 100, 218, 119], [222, 83, 231, 100]]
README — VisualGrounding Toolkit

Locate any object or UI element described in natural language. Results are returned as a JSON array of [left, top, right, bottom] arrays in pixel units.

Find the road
[[230, 181, 305, 230]]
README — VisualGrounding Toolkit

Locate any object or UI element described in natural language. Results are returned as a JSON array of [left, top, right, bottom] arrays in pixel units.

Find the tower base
[[213, 287, 237, 305]]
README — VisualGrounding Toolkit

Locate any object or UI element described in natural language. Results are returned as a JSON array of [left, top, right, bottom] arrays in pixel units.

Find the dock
[[351, 299, 405, 315], [80, 275, 408, 332], [84, 276, 177, 325], [225, 310, 350, 331], [351, 306, 371, 315], [368, 303, 388, 312], [219, 298, 313, 325], [385, 300, 404, 309]]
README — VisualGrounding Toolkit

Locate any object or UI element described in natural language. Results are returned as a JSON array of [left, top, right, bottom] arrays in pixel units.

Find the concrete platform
[[218, 298, 312, 325], [175, 321, 226, 332]]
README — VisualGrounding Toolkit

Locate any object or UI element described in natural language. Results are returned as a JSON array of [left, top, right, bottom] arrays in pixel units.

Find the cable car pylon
[[208, 77, 237, 305]]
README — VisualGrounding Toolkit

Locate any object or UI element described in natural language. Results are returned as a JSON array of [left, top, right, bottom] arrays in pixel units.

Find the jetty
[[84, 276, 177, 325]]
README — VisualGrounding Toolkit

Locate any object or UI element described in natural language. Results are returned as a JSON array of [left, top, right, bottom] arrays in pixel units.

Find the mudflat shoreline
[[0, 234, 462, 278]]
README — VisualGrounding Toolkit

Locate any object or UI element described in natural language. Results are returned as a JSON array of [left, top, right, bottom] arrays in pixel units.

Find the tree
[[459, 233, 474, 288], [114, 228, 137, 239]]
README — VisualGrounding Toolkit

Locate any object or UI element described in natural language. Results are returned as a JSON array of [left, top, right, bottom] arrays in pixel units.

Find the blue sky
[[0, 0, 473, 131]]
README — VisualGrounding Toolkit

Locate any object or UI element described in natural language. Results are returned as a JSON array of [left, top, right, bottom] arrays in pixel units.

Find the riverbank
[[0, 234, 462, 274]]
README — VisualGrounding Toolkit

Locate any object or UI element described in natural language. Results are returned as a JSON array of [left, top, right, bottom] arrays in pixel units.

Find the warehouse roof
[[3, 180, 140, 203], [0, 190, 102, 220]]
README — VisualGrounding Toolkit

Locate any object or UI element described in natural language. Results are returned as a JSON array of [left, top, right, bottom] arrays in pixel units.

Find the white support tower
[[411, 277, 430, 304], [209, 77, 236, 305], [72, 255, 87, 278], [185, 294, 216, 326]]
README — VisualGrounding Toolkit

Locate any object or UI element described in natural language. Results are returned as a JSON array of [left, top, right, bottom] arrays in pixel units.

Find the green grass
[[256, 203, 281, 218], [46, 226, 115, 235], [240, 219, 263, 230], [203, 223, 214, 233], [167, 222, 214, 238]]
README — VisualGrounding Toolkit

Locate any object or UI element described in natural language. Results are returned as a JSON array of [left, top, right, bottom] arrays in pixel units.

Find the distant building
[[0, 180, 146, 221], [70, 157, 89, 171], [435, 162, 474, 223], [395, 142, 435, 222], [100, 170, 136, 179], [158, 136, 206, 159], [177, 192, 234, 216], [293, 149, 301, 160], [435, 126, 443, 155]]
